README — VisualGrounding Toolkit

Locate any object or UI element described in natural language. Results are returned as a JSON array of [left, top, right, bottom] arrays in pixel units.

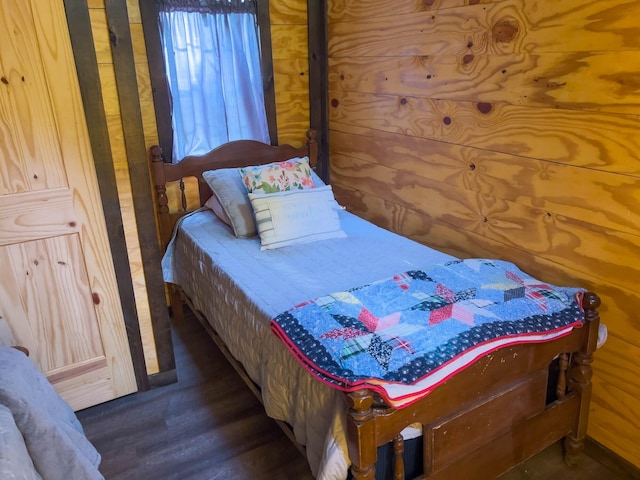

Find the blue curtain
[[159, 6, 269, 162]]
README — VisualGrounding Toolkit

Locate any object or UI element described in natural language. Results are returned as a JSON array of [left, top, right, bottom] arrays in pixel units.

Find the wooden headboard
[[150, 129, 318, 248]]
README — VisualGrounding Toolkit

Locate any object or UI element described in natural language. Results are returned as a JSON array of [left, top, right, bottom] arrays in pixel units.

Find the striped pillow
[[248, 186, 346, 250]]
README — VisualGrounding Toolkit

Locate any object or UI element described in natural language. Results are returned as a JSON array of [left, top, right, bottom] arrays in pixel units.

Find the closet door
[[0, 0, 136, 410]]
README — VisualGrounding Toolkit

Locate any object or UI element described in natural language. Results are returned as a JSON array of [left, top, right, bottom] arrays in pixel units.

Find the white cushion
[[248, 186, 346, 250], [202, 168, 257, 237]]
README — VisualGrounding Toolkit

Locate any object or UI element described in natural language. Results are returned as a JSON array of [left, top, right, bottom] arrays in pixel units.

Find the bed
[[151, 130, 602, 480]]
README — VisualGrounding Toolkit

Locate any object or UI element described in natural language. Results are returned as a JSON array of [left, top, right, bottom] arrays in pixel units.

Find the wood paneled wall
[[327, 0, 640, 467], [270, 0, 310, 144]]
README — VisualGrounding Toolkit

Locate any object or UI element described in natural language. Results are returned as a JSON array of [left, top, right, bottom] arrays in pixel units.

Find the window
[[142, 0, 276, 163]]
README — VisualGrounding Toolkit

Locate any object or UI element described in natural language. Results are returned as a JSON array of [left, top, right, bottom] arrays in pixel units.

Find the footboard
[[347, 292, 601, 480]]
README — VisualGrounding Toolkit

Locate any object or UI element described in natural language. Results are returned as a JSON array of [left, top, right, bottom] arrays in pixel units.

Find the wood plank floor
[[77, 309, 632, 480]]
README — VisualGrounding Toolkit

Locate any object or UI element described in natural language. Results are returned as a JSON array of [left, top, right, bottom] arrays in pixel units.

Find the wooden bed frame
[[149, 130, 601, 480]]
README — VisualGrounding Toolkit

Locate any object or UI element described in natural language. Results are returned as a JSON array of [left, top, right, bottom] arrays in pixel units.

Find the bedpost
[[564, 291, 601, 466], [556, 353, 569, 400], [150, 145, 174, 249], [347, 389, 377, 480], [306, 129, 318, 169], [149, 145, 184, 323], [393, 434, 405, 480], [150, 145, 167, 213]]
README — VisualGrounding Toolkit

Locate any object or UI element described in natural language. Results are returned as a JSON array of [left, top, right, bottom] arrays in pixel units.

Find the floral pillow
[[240, 157, 316, 194]]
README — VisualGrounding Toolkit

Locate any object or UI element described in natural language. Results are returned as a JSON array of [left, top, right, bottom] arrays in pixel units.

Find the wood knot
[[422, 0, 435, 6], [443, 116, 452, 125], [400, 97, 408, 105], [92, 292, 101, 305], [331, 98, 339, 108], [492, 18, 519, 43], [1, 77, 8, 85], [476, 102, 493, 114], [463, 54, 474, 64], [469, 163, 476, 170]]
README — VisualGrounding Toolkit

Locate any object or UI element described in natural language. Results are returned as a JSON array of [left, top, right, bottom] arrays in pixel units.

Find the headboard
[[150, 129, 318, 248]]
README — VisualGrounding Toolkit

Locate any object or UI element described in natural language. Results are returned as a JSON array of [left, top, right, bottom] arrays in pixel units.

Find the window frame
[[139, 0, 278, 163]]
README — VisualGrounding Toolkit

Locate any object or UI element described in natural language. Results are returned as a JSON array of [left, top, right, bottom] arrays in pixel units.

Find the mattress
[[162, 208, 454, 479]]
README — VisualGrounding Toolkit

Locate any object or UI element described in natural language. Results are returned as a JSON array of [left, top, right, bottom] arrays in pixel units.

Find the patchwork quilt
[[271, 259, 585, 408]]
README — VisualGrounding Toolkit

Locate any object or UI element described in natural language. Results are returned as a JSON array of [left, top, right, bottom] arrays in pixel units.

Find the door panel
[[0, 0, 137, 410]]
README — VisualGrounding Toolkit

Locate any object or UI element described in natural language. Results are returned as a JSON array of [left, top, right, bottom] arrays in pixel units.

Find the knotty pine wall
[[270, 0, 310, 144], [327, 0, 640, 466]]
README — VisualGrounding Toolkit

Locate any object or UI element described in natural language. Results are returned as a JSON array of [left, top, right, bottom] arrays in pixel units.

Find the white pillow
[[248, 186, 346, 250], [202, 168, 257, 237]]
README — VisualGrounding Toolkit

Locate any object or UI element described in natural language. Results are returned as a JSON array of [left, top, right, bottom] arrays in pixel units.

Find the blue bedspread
[[271, 259, 585, 407]]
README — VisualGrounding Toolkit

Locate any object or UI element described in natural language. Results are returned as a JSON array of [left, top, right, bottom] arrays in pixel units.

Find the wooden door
[[0, 0, 137, 410]]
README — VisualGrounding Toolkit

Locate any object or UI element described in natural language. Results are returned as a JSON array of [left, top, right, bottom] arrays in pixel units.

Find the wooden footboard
[[346, 292, 601, 480], [174, 282, 601, 480]]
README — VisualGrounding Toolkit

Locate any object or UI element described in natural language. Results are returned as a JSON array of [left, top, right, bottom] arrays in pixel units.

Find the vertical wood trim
[[139, 0, 174, 162], [63, 0, 149, 391], [256, 0, 278, 145], [104, 0, 176, 377], [308, 0, 329, 180]]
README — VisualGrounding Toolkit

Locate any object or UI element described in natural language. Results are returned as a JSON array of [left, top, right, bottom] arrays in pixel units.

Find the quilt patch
[[271, 259, 585, 407]]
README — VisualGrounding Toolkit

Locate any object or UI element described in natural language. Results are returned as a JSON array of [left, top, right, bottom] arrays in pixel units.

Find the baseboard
[[147, 369, 178, 388], [585, 437, 640, 479]]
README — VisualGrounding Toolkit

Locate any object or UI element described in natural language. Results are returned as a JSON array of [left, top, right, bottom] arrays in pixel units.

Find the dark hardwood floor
[[77, 311, 314, 480], [77, 309, 633, 480]]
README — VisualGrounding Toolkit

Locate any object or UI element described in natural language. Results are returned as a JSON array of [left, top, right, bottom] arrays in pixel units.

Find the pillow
[[204, 195, 232, 227], [202, 168, 256, 237], [241, 156, 316, 194], [248, 185, 346, 250]]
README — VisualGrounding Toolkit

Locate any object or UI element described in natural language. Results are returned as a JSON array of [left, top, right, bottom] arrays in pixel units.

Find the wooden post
[[150, 145, 173, 249], [347, 389, 377, 480], [564, 291, 601, 466], [306, 129, 319, 169], [556, 353, 569, 400], [393, 434, 405, 480]]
